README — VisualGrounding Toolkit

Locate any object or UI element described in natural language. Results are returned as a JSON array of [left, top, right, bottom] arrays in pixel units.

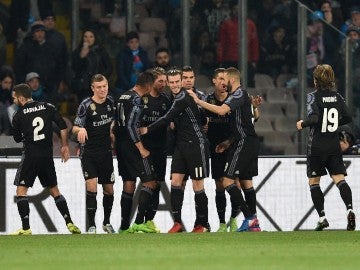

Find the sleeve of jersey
[[302, 93, 319, 127], [147, 93, 185, 133], [11, 113, 23, 143], [51, 105, 67, 130], [127, 97, 142, 143], [224, 91, 243, 111], [73, 102, 88, 128]]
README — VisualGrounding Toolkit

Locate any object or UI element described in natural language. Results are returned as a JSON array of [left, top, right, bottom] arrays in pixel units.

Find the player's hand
[[296, 120, 303, 130], [187, 90, 200, 104], [61, 145, 70, 163], [139, 147, 150, 159], [215, 140, 231, 153], [139, 127, 148, 135], [340, 138, 350, 153], [77, 128, 88, 143], [251, 95, 262, 108]]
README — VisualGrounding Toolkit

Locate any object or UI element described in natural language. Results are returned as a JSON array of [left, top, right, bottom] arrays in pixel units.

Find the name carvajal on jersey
[[23, 104, 46, 114], [322, 96, 337, 103]]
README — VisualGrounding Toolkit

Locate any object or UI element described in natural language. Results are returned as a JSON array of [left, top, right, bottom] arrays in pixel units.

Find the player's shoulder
[[206, 93, 216, 103], [79, 97, 92, 107], [307, 90, 317, 103], [226, 88, 243, 102], [194, 88, 206, 100], [233, 88, 244, 97], [335, 91, 346, 101], [106, 95, 114, 104], [159, 92, 172, 102], [77, 97, 92, 117]]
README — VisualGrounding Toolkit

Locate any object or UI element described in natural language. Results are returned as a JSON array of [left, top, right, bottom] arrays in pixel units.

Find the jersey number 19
[[321, 108, 338, 133]]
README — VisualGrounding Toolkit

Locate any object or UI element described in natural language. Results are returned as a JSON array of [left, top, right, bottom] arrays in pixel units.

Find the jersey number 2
[[33, 117, 45, 141], [321, 108, 338, 133]]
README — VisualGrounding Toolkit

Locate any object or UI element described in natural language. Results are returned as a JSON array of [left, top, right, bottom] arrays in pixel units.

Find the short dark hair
[[181, 65, 194, 73], [126, 31, 139, 42], [225, 67, 241, 81], [13, 83, 32, 99], [136, 71, 155, 87], [91, 74, 107, 84], [166, 68, 182, 80], [155, 47, 170, 55], [213, 68, 225, 79]]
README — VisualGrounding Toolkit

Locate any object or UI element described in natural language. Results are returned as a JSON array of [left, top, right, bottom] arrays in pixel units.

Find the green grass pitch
[[0, 231, 359, 270]]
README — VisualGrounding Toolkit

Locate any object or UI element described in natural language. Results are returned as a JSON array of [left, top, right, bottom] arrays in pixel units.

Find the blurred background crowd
[[0, 0, 359, 155]]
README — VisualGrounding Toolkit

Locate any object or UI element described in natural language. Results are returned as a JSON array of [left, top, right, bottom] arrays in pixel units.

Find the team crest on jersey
[[90, 103, 96, 111], [307, 93, 315, 105], [143, 97, 148, 104], [84, 171, 88, 178], [162, 103, 167, 110], [110, 172, 115, 182], [210, 99, 216, 105], [107, 105, 112, 111]]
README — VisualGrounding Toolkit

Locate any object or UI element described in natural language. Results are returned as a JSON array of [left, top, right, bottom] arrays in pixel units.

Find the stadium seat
[[138, 32, 156, 51], [134, 4, 150, 23], [254, 73, 275, 89], [266, 88, 296, 105], [262, 131, 294, 153], [274, 117, 298, 137], [258, 102, 285, 121], [246, 87, 267, 98], [139, 17, 167, 36], [285, 103, 298, 118], [255, 117, 274, 137], [276, 73, 297, 88]]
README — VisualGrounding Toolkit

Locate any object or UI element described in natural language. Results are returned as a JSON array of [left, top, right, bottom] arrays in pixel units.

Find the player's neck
[[149, 89, 159, 97], [133, 86, 148, 97], [92, 96, 106, 104], [231, 84, 241, 93], [21, 98, 33, 106], [214, 90, 227, 101]]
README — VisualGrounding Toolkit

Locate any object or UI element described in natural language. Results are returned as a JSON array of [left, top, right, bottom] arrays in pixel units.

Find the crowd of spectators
[[0, 0, 359, 141]]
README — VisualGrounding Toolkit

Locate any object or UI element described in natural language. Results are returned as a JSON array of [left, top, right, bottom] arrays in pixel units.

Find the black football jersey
[[303, 89, 352, 155], [12, 100, 66, 156], [114, 89, 144, 143], [206, 93, 231, 149], [74, 96, 114, 155], [140, 92, 172, 148], [148, 88, 207, 144], [224, 88, 257, 140]]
